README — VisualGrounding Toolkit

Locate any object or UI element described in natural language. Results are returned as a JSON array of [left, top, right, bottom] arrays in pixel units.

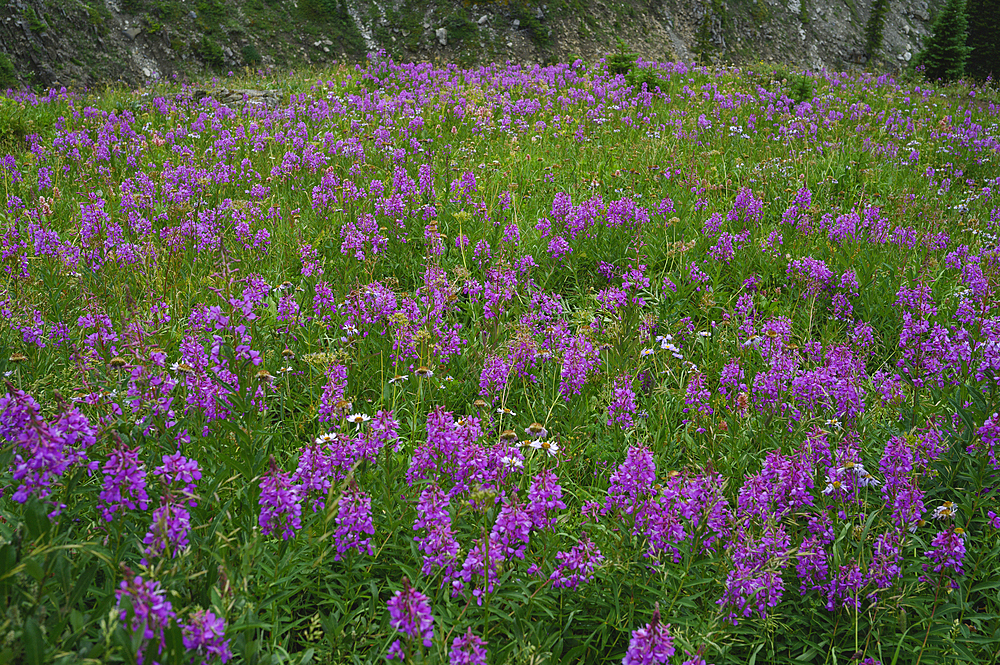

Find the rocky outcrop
[[0, 0, 942, 91]]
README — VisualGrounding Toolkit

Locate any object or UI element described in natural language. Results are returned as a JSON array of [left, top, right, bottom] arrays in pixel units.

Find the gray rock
[[123, 26, 141, 39], [142, 67, 151, 77], [478, 15, 488, 25], [189, 11, 197, 19], [512, 19, 520, 27], [435, 27, 447, 45]]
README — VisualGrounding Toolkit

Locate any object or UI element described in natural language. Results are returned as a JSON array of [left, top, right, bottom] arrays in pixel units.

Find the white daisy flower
[[932, 501, 957, 519], [821, 479, 845, 495], [528, 439, 559, 457], [346, 413, 371, 425], [500, 455, 524, 470]]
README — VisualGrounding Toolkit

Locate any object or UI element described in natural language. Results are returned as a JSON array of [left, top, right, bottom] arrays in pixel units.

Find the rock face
[[0, 0, 944, 90], [190, 88, 280, 107]]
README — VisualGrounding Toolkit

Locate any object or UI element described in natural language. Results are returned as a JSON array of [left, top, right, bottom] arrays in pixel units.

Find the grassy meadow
[[1, 56, 1000, 664]]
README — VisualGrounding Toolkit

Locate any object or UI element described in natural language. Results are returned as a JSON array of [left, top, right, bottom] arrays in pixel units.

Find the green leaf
[[971, 579, 1000, 593], [23, 499, 50, 541], [66, 563, 98, 612], [0, 544, 15, 581], [22, 617, 43, 665], [164, 621, 185, 663]]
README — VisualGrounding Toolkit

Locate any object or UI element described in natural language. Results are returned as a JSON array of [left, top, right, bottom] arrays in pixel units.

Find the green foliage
[[195, 35, 225, 68], [917, 0, 971, 81], [443, 14, 477, 45], [0, 99, 28, 152], [965, 0, 1000, 81], [789, 74, 814, 104], [296, 0, 365, 54], [241, 43, 263, 67], [150, 0, 185, 22], [865, 0, 889, 58], [625, 67, 670, 92], [121, 0, 144, 12], [511, 2, 551, 48], [606, 38, 636, 75], [143, 14, 164, 34], [695, 15, 714, 65], [0, 53, 17, 90], [196, 0, 226, 28], [23, 7, 48, 34], [298, 0, 345, 21]]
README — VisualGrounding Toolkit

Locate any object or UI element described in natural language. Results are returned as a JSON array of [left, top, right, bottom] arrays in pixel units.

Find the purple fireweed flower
[[643, 471, 731, 561], [490, 496, 532, 560], [608, 374, 639, 429], [371, 409, 401, 452], [1, 389, 97, 504], [333, 486, 375, 560], [550, 533, 604, 590], [867, 530, 903, 597], [182, 609, 232, 664], [526, 469, 567, 530], [737, 448, 814, 519], [386, 578, 434, 660], [787, 256, 835, 297], [622, 605, 675, 665], [99, 444, 150, 522], [258, 459, 302, 540], [116, 571, 175, 665], [717, 523, 791, 624], [559, 332, 601, 398], [413, 484, 461, 581], [606, 445, 657, 516], [683, 372, 713, 418], [154, 451, 201, 507], [975, 412, 1000, 470], [923, 528, 967, 588], [455, 537, 504, 604], [880, 435, 926, 530], [141, 499, 192, 565], [292, 443, 334, 512], [449, 628, 487, 665], [317, 364, 349, 424]]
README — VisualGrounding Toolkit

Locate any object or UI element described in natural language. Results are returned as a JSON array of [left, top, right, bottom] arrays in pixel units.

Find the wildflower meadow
[[1, 55, 1000, 664]]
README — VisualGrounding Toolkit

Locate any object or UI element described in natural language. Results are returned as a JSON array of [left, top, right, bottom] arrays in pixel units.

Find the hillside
[[0, 0, 942, 89]]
